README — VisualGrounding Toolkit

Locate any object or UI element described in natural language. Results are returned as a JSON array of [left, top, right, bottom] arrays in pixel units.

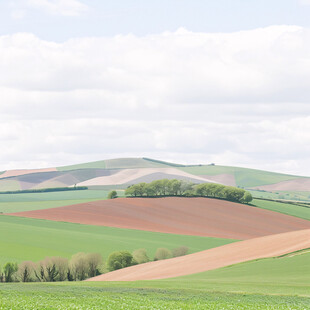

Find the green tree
[[241, 191, 253, 204], [4, 262, 18, 282], [154, 248, 172, 261], [132, 249, 150, 264], [107, 251, 134, 271], [107, 190, 118, 199]]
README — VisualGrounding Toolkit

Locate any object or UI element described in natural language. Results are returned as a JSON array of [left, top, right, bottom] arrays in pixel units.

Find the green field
[[251, 198, 310, 221], [0, 190, 125, 213], [0, 284, 309, 310], [179, 165, 301, 187], [0, 215, 236, 264], [57, 157, 172, 171], [0, 250, 309, 309]]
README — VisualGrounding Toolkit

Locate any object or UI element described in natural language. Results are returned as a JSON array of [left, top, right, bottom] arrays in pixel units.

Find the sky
[[0, 0, 310, 175]]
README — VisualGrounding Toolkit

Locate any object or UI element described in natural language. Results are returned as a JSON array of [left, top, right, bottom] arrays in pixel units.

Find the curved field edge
[[251, 198, 310, 221], [82, 251, 310, 297], [0, 285, 309, 310], [0, 215, 236, 264]]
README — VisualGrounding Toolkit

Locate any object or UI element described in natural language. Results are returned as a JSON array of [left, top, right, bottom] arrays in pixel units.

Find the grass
[[0, 215, 236, 264], [57, 157, 171, 171], [251, 198, 310, 221], [0, 190, 126, 213], [179, 165, 301, 187], [0, 284, 309, 310], [249, 189, 310, 202], [1, 253, 310, 308]]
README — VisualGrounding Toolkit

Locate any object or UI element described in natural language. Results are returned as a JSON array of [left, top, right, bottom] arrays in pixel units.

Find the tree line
[[124, 179, 252, 203], [0, 186, 88, 195], [0, 246, 188, 283]]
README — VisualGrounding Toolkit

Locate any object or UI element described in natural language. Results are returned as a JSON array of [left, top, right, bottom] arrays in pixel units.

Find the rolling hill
[[0, 157, 309, 202]]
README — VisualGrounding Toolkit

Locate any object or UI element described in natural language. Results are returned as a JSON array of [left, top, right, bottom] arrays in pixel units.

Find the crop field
[[179, 165, 299, 187], [0, 215, 235, 264], [0, 190, 125, 213], [0, 284, 309, 310], [251, 199, 310, 220]]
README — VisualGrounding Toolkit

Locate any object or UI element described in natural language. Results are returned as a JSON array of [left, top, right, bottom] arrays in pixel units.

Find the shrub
[[154, 248, 172, 261], [132, 249, 150, 264], [107, 190, 118, 199], [17, 261, 36, 282], [107, 251, 134, 271], [3, 262, 18, 282], [172, 246, 189, 257]]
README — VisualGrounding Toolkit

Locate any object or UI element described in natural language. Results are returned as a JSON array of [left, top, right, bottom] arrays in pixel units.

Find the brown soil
[[87, 229, 310, 281], [8, 197, 310, 240]]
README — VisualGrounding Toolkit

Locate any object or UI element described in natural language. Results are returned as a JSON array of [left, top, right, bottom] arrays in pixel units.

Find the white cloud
[[0, 26, 310, 175], [16, 0, 88, 17], [299, 0, 310, 5]]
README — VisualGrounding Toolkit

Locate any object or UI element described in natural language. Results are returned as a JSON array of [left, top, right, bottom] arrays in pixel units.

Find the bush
[[154, 248, 172, 261], [17, 261, 36, 282], [172, 246, 189, 257], [132, 249, 150, 264], [4, 262, 18, 282], [107, 190, 118, 199], [107, 251, 134, 271]]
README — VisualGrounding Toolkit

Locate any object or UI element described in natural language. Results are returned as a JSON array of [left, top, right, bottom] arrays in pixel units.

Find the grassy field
[[57, 158, 172, 171], [0, 284, 309, 310], [249, 189, 310, 202], [0, 215, 236, 264], [0, 190, 126, 213], [0, 250, 309, 309], [179, 165, 300, 187], [251, 198, 310, 221]]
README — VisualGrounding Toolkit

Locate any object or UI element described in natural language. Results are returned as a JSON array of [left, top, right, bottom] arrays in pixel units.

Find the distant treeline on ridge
[[0, 186, 88, 195], [125, 179, 252, 204]]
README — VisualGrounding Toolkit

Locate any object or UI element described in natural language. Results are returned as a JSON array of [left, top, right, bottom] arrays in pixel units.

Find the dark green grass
[[0, 215, 236, 264], [0, 284, 309, 310], [251, 198, 310, 221]]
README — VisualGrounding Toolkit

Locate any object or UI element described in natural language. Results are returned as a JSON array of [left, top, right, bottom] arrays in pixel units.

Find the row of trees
[[0, 253, 102, 283], [124, 179, 252, 203], [107, 246, 188, 271], [0, 246, 189, 282]]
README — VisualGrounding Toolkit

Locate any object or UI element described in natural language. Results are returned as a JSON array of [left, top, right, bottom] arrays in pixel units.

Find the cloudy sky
[[1, 0, 310, 175]]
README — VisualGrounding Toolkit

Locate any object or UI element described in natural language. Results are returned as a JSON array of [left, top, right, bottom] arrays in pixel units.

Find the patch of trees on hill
[[125, 179, 252, 204]]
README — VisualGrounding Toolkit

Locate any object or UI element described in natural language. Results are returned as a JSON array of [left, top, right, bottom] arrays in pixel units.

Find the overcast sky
[[1, 0, 310, 175]]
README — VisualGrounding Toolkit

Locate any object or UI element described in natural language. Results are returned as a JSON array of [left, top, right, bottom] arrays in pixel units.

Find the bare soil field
[[75, 168, 214, 186], [8, 197, 310, 240], [87, 229, 310, 281]]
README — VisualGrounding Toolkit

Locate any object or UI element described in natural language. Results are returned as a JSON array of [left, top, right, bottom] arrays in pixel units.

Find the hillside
[[0, 158, 309, 201]]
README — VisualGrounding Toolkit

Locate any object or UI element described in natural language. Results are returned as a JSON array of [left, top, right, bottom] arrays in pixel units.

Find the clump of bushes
[[125, 179, 252, 203]]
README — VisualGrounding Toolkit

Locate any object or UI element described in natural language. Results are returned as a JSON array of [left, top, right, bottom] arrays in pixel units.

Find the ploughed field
[[8, 197, 310, 240]]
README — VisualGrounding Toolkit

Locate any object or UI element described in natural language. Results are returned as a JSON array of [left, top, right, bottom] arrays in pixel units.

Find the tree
[[107, 190, 118, 199], [154, 248, 172, 261], [4, 262, 18, 282], [70, 253, 89, 281], [241, 192, 253, 204], [86, 253, 102, 277], [132, 249, 149, 264], [107, 251, 134, 271], [172, 246, 189, 257], [17, 261, 36, 282]]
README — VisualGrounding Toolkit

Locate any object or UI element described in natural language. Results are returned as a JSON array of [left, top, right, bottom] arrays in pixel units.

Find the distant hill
[[0, 157, 309, 201]]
